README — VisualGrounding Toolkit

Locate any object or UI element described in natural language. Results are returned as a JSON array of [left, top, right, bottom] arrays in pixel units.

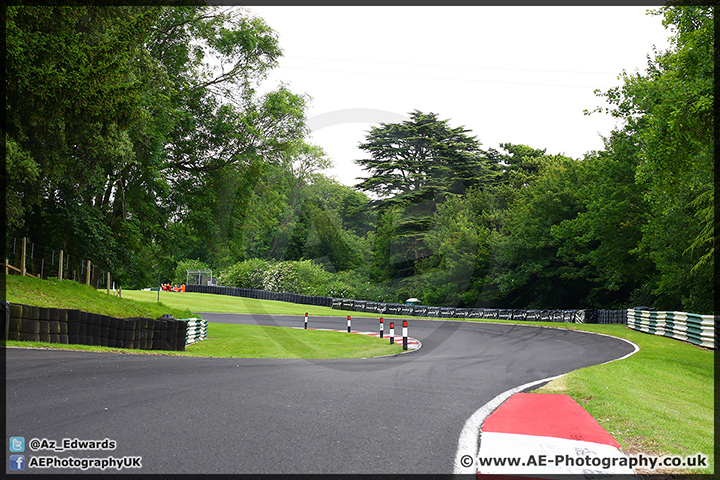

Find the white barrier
[[626, 309, 715, 349], [182, 318, 208, 345]]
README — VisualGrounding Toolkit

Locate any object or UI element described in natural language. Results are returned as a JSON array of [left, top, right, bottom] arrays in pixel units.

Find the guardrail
[[627, 309, 715, 349], [183, 285, 632, 325], [331, 299, 613, 324]]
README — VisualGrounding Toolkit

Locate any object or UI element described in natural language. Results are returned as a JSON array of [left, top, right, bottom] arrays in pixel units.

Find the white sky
[[247, 6, 672, 187]]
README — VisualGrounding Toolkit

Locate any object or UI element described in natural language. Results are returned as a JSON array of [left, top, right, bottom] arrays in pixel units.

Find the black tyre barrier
[[186, 284, 337, 309], [38, 307, 49, 321], [38, 320, 50, 335], [49, 320, 60, 334], [78, 322, 87, 342], [20, 332, 40, 342], [39, 333, 51, 343], [10, 304, 23, 319], [9, 331, 21, 341], [10, 317, 22, 332], [153, 321, 165, 350]]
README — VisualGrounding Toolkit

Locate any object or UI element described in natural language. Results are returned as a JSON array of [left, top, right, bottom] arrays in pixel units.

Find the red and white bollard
[[389, 322, 395, 344], [402, 320, 408, 350], [347, 315, 351, 333], [304, 312, 308, 329], [379, 317, 384, 338]]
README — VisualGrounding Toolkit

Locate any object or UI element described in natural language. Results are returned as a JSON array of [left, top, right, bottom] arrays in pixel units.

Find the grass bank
[[6, 275, 193, 320], [4, 276, 404, 359], [7, 322, 404, 359]]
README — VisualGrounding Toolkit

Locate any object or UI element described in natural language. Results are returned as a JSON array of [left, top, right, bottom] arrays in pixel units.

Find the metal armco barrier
[[184, 285, 636, 328], [627, 309, 715, 349], [183, 318, 208, 345], [328, 300, 624, 325]]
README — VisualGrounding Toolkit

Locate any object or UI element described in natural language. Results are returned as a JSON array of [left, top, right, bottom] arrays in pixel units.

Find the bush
[[173, 259, 210, 286], [219, 259, 333, 296], [218, 258, 271, 289]]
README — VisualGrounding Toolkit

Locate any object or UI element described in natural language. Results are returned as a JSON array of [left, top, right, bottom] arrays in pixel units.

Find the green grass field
[[5, 277, 714, 473], [532, 324, 713, 474], [5, 276, 404, 359], [7, 322, 404, 359], [121, 288, 408, 318]]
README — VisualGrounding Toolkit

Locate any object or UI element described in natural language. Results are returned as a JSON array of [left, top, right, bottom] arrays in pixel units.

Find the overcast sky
[[247, 6, 671, 187]]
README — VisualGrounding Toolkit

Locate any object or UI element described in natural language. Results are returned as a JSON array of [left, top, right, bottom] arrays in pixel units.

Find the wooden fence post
[[86, 260, 91, 286], [58, 250, 64, 281], [21, 237, 27, 277], [107, 271, 111, 295]]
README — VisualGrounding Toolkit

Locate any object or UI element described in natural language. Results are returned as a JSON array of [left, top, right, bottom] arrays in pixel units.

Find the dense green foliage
[[7, 6, 713, 313]]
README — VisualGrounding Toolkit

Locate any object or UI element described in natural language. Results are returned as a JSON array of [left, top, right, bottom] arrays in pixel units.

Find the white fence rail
[[627, 309, 715, 349], [182, 318, 208, 345]]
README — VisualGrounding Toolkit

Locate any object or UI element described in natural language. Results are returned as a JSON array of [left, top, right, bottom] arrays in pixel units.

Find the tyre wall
[[5, 303, 200, 351]]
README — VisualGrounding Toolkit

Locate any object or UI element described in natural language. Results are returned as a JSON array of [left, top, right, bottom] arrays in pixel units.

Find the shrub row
[[6, 303, 187, 351]]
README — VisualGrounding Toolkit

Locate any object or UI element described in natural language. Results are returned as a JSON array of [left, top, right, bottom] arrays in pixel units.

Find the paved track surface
[[6, 314, 634, 474]]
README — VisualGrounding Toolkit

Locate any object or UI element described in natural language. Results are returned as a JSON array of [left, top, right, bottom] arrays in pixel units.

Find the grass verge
[[530, 324, 714, 475], [6, 322, 404, 359], [120, 289, 410, 317], [6, 275, 192, 320], [5, 276, 404, 359]]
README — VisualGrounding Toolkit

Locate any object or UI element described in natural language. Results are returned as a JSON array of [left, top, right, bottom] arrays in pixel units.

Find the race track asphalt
[[5, 314, 634, 475]]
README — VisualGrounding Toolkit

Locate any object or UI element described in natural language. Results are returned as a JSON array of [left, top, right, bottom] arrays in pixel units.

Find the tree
[[356, 111, 493, 281], [6, 6, 318, 288], [6, 6, 163, 231], [550, 131, 655, 308], [591, 4, 713, 312], [491, 155, 587, 308], [356, 110, 491, 200]]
